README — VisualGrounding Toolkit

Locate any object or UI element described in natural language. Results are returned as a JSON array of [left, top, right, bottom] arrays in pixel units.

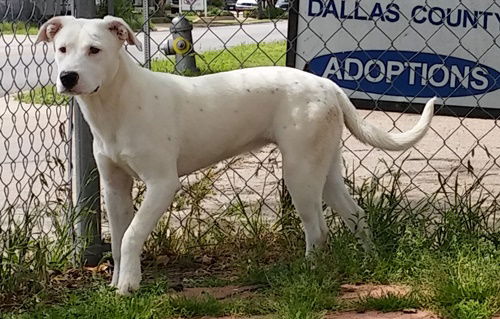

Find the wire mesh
[[0, 0, 499, 274], [131, 0, 500, 250], [0, 2, 72, 238], [122, 0, 292, 250], [285, 0, 500, 203]]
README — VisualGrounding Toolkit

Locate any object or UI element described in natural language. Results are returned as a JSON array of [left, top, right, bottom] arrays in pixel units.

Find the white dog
[[36, 15, 435, 295]]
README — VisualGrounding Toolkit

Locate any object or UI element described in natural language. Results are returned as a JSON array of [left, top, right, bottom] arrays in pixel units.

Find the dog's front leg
[[117, 177, 180, 295], [96, 154, 134, 287]]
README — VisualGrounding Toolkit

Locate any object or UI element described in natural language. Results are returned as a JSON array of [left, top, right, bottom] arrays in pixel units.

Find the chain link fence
[[1, 0, 499, 294], [285, 0, 500, 203]]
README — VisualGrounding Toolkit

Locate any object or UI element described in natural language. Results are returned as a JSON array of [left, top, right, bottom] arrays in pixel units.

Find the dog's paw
[[110, 270, 119, 288], [116, 265, 141, 295], [116, 275, 140, 295]]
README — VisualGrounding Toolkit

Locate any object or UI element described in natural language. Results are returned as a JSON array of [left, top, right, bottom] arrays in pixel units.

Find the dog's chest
[[96, 137, 140, 178]]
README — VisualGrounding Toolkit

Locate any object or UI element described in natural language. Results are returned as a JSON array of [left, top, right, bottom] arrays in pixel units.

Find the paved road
[[0, 21, 288, 97]]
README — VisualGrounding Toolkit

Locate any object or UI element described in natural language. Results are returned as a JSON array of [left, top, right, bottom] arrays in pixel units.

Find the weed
[[97, 0, 149, 31], [0, 203, 88, 305], [272, 259, 339, 319], [241, 255, 340, 319], [421, 245, 500, 319]]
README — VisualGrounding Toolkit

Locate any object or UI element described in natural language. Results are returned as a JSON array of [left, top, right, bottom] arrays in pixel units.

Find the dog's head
[[36, 15, 142, 96]]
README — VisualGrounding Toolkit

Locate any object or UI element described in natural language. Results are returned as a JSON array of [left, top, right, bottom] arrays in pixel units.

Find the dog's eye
[[89, 47, 101, 55], [59, 47, 66, 53]]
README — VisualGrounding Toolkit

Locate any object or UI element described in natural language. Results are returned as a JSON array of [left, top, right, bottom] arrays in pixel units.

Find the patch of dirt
[[325, 311, 439, 319], [178, 283, 443, 319], [333, 284, 439, 319], [340, 284, 411, 300], [199, 311, 438, 319]]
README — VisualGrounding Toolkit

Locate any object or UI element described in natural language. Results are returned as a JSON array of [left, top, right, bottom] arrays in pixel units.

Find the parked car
[[171, 0, 180, 13], [275, 0, 288, 10], [170, 0, 179, 13], [225, 0, 237, 10], [235, 0, 258, 11]]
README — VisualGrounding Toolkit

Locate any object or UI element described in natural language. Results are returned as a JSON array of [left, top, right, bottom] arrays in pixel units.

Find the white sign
[[294, 0, 500, 109], [181, 0, 206, 12]]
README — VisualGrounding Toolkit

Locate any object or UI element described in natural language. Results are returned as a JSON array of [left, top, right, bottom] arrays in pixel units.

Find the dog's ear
[[104, 15, 143, 51], [36, 16, 71, 44]]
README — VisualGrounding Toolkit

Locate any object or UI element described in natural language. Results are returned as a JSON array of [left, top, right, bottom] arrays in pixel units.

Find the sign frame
[[285, 0, 500, 119]]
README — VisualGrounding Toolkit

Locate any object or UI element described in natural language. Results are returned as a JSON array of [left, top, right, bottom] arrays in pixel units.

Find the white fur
[[37, 16, 435, 295]]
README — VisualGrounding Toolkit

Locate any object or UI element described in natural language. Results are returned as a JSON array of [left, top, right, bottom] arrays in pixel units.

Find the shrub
[[207, 6, 233, 16], [208, 0, 225, 8], [97, 0, 145, 31], [244, 6, 286, 19]]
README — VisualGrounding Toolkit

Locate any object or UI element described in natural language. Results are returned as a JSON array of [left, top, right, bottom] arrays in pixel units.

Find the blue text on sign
[[307, 0, 500, 31], [307, 51, 500, 98]]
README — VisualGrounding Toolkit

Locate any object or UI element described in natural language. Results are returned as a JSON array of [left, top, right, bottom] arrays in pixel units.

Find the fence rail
[[1, 0, 499, 293]]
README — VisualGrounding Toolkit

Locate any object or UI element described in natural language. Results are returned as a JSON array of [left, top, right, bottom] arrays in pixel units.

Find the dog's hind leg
[[281, 147, 333, 255], [323, 150, 374, 251], [277, 102, 342, 255]]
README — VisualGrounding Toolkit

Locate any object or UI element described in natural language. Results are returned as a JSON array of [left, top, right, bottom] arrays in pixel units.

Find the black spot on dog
[[154, 95, 158, 100], [247, 89, 251, 92]]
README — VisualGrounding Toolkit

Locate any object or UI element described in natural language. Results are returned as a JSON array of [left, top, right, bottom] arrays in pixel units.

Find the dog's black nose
[[60, 71, 79, 90]]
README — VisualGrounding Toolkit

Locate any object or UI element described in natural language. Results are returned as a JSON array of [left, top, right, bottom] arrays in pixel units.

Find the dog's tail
[[337, 92, 435, 151]]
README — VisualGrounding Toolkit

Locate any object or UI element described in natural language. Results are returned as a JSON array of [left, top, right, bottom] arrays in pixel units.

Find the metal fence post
[[72, 0, 107, 267], [143, 0, 151, 68], [108, 0, 114, 16]]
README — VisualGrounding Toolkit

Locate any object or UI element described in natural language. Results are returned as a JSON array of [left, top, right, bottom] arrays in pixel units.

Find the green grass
[[5, 286, 217, 319], [152, 40, 286, 75], [4, 280, 267, 319], [0, 21, 38, 35], [269, 259, 340, 319], [15, 41, 286, 105], [3, 156, 500, 319], [15, 85, 70, 105], [5, 163, 500, 319], [4, 245, 500, 319], [421, 245, 500, 319]]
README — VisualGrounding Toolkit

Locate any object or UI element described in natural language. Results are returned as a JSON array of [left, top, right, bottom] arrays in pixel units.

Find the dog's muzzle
[[60, 71, 79, 90]]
